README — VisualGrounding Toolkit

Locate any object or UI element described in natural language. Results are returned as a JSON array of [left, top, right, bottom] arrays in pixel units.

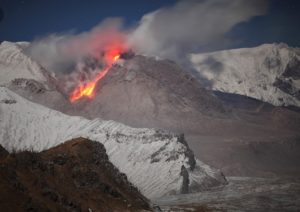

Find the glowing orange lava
[[69, 52, 120, 103], [113, 54, 120, 61]]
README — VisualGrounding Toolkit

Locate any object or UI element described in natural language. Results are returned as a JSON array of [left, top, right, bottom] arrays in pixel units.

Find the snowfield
[[0, 87, 226, 198], [191, 43, 300, 107]]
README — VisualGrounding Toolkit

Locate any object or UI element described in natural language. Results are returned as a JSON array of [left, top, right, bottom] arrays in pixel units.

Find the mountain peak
[[0, 41, 49, 87], [190, 43, 300, 107]]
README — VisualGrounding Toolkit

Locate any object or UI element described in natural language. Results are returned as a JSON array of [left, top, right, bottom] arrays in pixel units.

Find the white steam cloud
[[130, 0, 268, 61]]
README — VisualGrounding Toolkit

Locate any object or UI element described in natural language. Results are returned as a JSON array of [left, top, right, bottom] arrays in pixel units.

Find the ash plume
[[25, 0, 269, 74], [129, 0, 269, 62], [25, 18, 129, 74]]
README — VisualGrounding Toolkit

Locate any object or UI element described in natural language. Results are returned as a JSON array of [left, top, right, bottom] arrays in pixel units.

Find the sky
[[0, 0, 177, 40], [0, 0, 300, 52]]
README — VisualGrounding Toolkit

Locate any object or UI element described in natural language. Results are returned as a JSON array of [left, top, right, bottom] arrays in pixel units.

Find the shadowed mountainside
[[0, 138, 153, 212]]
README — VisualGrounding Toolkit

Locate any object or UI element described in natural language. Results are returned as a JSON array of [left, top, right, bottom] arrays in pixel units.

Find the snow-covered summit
[[0, 87, 226, 198], [0, 41, 51, 87], [190, 43, 300, 107]]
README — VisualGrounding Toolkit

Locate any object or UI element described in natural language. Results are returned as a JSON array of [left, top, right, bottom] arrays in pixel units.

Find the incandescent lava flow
[[69, 49, 122, 103]]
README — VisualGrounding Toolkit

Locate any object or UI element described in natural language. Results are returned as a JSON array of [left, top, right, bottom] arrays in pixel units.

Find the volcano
[[61, 53, 300, 177], [2, 41, 300, 178], [68, 55, 229, 132]]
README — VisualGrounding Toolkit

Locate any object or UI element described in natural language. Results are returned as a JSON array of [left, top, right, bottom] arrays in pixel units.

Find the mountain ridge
[[190, 43, 300, 107]]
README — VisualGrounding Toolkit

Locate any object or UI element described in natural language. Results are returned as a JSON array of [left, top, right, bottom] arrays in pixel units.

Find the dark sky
[[0, 0, 300, 49], [227, 0, 300, 48]]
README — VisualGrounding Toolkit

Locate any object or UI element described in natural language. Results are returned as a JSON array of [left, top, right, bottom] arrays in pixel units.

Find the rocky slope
[[70, 55, 227, 122], [0, 138, 152, 212], [65, 54, 300, 137], [190, 43, 300, 107], [0, 87, 227, 198]]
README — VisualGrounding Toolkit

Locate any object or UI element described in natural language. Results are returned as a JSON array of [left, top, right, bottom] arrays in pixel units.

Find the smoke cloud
[[129, 0, 268, 61], [25, 18, 128, 74], [25, 0, 269, 74]]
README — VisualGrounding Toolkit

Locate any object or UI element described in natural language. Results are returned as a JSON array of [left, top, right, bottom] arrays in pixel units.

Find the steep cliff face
[[0, 138, 152, 212], [190, 43, 300, 107], [0, 87, 227, 199]]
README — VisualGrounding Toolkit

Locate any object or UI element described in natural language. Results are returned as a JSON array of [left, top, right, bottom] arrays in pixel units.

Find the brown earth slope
[[0, 138, 153, 212]]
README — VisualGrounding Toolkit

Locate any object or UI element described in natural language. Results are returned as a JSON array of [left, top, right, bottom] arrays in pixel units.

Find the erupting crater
[[69, 50, 121, 103]]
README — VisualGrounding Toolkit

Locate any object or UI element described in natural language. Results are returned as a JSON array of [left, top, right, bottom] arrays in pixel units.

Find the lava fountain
[[69, 49, 121, 103]]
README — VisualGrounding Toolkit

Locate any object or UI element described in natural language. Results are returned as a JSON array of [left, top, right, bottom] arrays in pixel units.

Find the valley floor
[[155, 177, 300, 211], [186, 134, 300, 177]]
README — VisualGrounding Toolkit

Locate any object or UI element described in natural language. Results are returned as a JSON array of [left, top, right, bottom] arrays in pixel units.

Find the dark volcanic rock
[[282, 57, 300, 80], [0, 145, 8, 159], [274, 78, 300, 100], [10, 78, 47, 94]]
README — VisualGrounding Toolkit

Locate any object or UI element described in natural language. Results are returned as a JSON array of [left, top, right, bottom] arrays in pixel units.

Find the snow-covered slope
[[190, 43, 300, 107], [0, 41, 71, 112], [0, 41, 52, 87], [0, 87, 226, 198]]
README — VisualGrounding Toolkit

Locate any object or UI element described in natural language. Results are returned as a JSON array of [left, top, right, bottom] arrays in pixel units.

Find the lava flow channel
[[69, 53, 120, 103]]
